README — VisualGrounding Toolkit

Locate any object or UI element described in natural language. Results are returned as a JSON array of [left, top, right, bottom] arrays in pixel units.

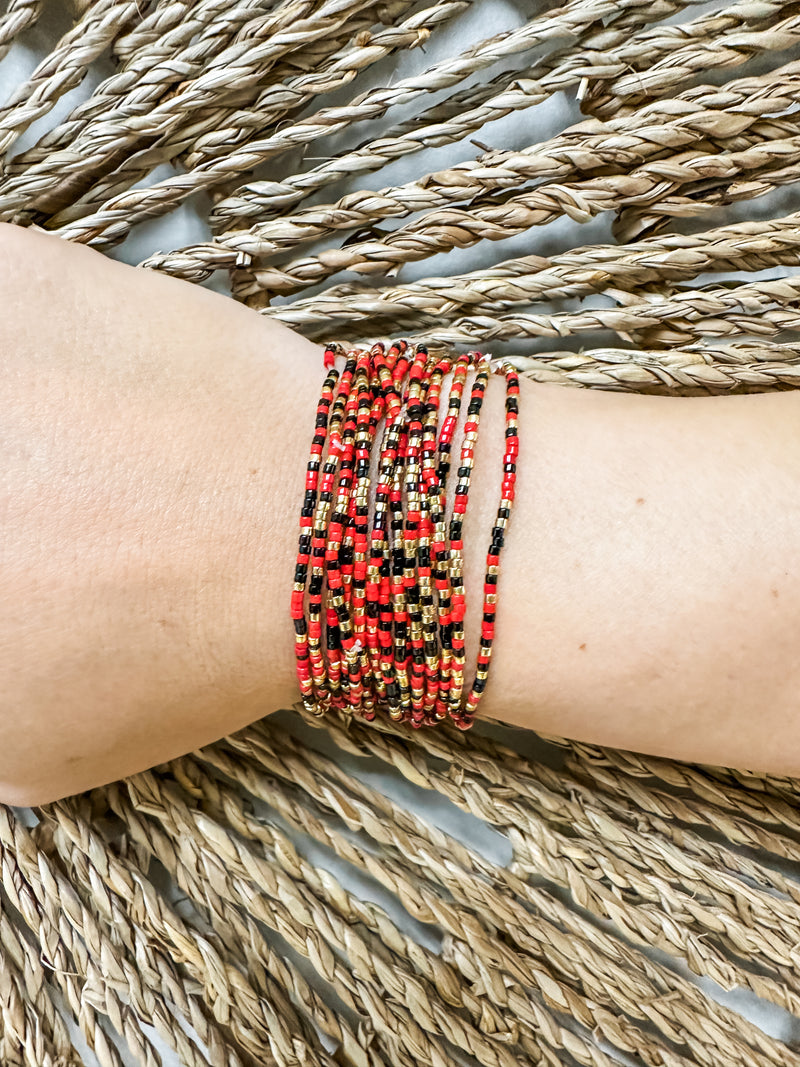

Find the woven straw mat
[[3, 0, 800, 1064]]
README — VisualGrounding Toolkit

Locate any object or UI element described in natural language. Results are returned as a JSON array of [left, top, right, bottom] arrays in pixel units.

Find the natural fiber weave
[[2, 0, 800, 1064]]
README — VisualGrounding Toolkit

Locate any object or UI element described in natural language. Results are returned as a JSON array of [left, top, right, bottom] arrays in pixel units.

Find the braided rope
[[3, 0, 800, 1063]]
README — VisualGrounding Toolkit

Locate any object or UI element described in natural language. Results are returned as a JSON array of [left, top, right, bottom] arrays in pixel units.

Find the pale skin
[[1, 219, 800, 808]]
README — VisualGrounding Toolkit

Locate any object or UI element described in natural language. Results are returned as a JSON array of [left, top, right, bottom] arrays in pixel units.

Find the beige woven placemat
[[3, 0, 800, 1064]]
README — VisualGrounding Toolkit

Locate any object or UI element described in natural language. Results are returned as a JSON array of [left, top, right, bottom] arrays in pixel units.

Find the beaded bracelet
[[291, 339, 519, 730]]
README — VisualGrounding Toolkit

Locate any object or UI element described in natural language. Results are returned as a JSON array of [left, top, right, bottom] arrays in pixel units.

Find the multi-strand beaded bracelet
[[291, 339, 519, 731]]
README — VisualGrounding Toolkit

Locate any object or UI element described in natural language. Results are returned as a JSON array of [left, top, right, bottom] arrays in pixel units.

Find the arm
[[1, 220, 799, 807]]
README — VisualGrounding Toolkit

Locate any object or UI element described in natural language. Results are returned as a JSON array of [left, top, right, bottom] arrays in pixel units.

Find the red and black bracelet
[[291, 339, 519, 730]]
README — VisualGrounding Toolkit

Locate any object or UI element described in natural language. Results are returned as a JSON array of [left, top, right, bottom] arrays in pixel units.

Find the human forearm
[[0, 222, 321, 805], [3, 220, 800, 808], [487, 377, 800, 777]]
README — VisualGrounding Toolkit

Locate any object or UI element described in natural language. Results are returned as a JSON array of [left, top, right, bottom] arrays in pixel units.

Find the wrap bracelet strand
[[291, 339, 519, 729]]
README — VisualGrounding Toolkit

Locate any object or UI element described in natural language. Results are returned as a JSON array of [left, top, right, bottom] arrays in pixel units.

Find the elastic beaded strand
[[461, 362, 519, 726], [367, 412, 395, 707], [365, 341, 408, 708], [325, 349, 360, 707], [292, 352, 339, 714], [354, 343, 389, 719], [403, 344, 429, 721], [382, 345, 414, 719], [432, 353, 471, 720], [305, 352, 344, 714], [330, 350, 373, 713], [418, 356, 450, 722], [447, 356, 490, 726], [389, 454, 411, 719]]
